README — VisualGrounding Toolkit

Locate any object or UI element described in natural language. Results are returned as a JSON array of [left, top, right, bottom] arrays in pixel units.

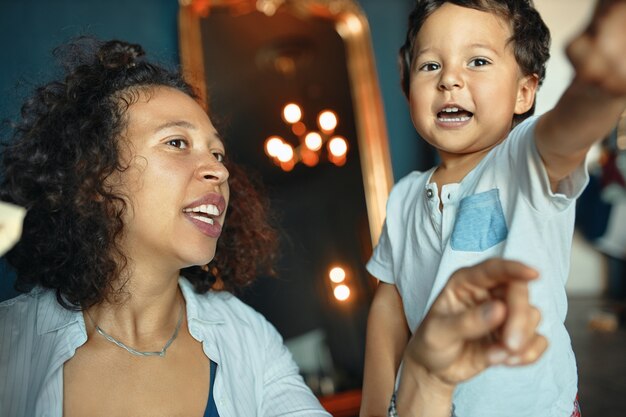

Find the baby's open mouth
[[437, 106, 473, 122]]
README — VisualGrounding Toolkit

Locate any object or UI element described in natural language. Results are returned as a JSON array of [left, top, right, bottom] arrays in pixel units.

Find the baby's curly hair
[[1, 38, 277, 309], [399, 0, 551, 126]]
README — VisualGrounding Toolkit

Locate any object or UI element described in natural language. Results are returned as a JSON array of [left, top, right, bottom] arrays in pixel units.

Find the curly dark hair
[[0, 38, 277, 310], [399, 0, 551, 125]]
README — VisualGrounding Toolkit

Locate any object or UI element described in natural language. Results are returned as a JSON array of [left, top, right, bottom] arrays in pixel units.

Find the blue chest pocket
[[451, 189, 508, 252]]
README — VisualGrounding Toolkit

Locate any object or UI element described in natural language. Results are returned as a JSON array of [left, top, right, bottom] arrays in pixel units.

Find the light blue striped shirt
[[0, 277, 330, 417]]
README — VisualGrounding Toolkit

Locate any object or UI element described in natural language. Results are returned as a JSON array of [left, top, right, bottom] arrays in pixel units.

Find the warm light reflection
[[283, 103, 302, 124], [330, 153, 347, 167], [329, 266, 346, 283], [276, 143, 294, 162], [292, 121, 306, 137], [318, 110, 338, 132], [333, 284, 350, 301], [301, 148, 319, 167], [305, 132, 323, 151], [280, 159, 295, 171], [328, 136, 348, 157], [265, 136, 284, 157], [266, 103, 349, 169]]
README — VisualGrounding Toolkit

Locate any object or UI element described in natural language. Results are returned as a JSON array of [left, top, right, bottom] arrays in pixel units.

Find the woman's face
[[111, 86, 229, 272]]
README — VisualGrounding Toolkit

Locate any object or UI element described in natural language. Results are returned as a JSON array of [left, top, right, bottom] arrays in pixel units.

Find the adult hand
[[407, 259, 547, 384], [567, 0, 626, 95], [394, 259, 548, 417]]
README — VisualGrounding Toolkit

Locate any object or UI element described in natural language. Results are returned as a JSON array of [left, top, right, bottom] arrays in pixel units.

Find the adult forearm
[[394, 358, 455, 417]]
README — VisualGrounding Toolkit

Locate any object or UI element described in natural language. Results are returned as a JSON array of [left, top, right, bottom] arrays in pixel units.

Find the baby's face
[[408, 3, 537, 164]]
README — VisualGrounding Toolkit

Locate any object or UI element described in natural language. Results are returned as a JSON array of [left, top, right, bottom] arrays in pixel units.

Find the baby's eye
[[166, 138, 188, 149], [418, 62, 440, 72], [212, 151, 225, 163], [468, 58, 491, 67]]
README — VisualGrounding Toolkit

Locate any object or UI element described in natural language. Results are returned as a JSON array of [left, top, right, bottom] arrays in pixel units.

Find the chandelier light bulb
[[328, 136, 348, 157], [300, 148, 319, 167], [304, 132, 323, 151], [280, 159, 295, 172], [283, 103, 302, 124], [333, 284, 351, 301], [292, 121, 306, 137], [276, 142, 294, 163], [318, 110, 338, 132], [265, 136, 284, 157], [329, 266, 346, 283]]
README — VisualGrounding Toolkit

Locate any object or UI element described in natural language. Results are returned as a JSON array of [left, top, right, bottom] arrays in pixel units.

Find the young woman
[[0, 38, 330, 417]]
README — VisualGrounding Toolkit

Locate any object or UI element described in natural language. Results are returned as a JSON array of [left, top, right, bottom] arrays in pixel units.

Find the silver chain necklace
[[87, 302, 184, 358]]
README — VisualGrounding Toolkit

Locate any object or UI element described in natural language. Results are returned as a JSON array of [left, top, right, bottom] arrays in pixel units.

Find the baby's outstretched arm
[[535, 0, 626, 191], [568, 0, 626, 95]]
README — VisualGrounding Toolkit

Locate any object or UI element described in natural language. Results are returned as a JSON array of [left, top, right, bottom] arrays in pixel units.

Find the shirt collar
[[178, 277, 226, 326], [35, 288, 83, 335]]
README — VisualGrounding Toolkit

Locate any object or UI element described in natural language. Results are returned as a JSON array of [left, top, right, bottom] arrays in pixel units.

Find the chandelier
[[264, 102, 349, 171]]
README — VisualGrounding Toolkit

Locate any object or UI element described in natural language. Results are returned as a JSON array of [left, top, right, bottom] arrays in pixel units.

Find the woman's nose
[[197, 156, 229, 183]]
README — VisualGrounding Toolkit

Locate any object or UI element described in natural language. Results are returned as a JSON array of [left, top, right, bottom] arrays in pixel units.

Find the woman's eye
[[166, 138, 188, 149], [469, 58, 490, 67], [212, 151, 225, 163], [418, 62, 440, 72]]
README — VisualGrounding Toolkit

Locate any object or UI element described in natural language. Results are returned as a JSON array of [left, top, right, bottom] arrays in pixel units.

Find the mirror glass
[[179, 0, 393, 402]]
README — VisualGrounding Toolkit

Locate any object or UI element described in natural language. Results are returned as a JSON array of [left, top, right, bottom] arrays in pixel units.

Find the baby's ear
[[514, 74, 539, 115]]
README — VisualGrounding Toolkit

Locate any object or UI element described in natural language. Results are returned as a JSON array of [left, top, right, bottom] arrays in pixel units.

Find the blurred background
[[0, 1, 624, 416]]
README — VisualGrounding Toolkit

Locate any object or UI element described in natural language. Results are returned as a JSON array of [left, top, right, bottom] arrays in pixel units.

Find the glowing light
[[265, 136, 284, 157], [330, 154, 347, 167], [318, 110, 338, 132], [301, 148, 319, 167], [283, 103, 302, 124], [305, 132, 323, 151], [276, 143, 294, 163], [280, 159, 295, 171], [292, 121, 306, 137], [329, 267, 346, 283], [333, 284, 350, 301], [328, 136, 348, 157]]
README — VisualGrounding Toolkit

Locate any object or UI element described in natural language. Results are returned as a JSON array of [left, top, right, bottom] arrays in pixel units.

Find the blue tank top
[[203, 360, 220, 417]]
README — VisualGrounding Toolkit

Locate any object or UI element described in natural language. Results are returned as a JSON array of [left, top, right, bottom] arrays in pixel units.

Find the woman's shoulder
[[0, 289, 56, 354], [0, 288, 44, 319]]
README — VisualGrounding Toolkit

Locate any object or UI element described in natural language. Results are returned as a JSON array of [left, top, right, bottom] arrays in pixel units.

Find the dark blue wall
[[0, 0, 180, 119], [359, 0, 429, 179], [0, 0, 179, 300], [0, 0, 427, 301]]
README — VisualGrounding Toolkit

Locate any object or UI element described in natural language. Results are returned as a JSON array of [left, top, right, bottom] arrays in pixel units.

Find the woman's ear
[[514, 73, 539, 115]]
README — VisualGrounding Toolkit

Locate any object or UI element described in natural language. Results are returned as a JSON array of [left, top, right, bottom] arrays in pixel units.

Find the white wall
[[533, 0, 605, 295]]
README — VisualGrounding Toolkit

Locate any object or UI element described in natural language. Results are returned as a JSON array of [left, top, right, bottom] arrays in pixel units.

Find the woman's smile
[[182, 193, 227, 238]]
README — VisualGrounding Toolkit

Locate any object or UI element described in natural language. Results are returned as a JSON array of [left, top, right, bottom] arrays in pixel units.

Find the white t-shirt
[[367, 116, 588, 417], [0, 277, 330, 417]]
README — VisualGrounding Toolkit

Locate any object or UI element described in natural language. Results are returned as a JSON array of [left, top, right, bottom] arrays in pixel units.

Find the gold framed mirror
[[179, 0, 392, 243], [178, 0, 393, 405]]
